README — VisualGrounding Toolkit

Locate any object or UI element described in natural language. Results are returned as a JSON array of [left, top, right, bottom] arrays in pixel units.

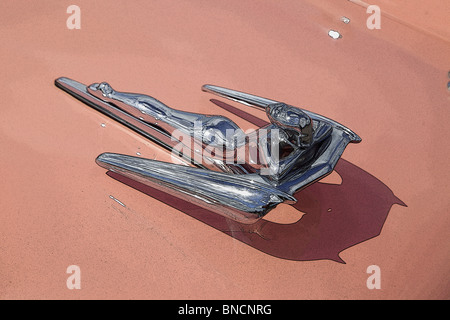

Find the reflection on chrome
[[55, 77, 361, 224]]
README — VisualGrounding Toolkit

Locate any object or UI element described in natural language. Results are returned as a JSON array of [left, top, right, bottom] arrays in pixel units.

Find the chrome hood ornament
[[55, 77, 361, 224]]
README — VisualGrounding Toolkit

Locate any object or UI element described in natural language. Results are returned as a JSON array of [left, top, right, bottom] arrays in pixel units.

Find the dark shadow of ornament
[[107, 157, 405, 263]]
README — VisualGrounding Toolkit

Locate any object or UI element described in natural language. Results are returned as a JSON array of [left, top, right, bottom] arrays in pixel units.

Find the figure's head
[[88, 82, 114, 98], [266, 103, 313, 146]]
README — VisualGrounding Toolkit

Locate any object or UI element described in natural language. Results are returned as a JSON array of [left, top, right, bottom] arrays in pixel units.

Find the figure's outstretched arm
[[202, 84, 276, 109], [87, 82, 172, 118]]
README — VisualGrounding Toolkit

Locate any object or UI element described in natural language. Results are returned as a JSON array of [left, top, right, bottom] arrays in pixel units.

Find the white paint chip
[[328, 30, 342, 39]]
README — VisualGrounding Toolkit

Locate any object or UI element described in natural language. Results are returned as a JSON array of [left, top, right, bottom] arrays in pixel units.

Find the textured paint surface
[[0, 1, 449, 299]]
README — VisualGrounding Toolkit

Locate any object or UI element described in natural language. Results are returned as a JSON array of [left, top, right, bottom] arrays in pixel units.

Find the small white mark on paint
[[328, 30, 342, 39], [109, 195, 126, 207]]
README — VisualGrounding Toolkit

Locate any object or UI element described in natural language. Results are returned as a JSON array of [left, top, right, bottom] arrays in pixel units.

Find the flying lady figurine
[[55, 77, 360, 223]]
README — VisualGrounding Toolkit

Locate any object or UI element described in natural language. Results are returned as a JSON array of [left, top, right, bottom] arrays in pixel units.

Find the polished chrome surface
[[202, 84, 361, 143], [56, 77, 361, 223], [55, 77, 198, 165], [96, 153, 296, 224], [88, 82, 243, 150]]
